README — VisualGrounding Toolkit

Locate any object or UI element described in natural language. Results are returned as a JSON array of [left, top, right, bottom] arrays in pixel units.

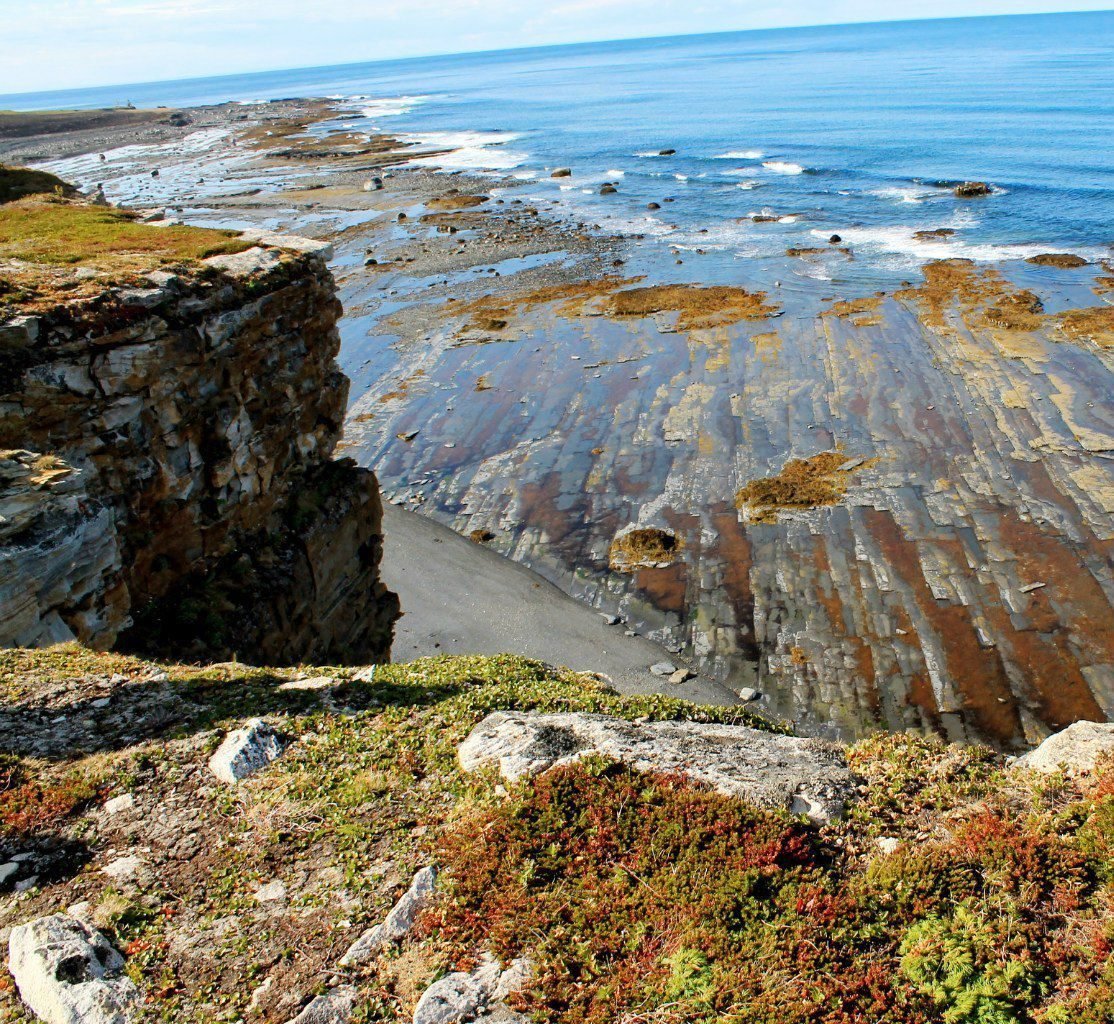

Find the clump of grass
[[735, 450, 870, 523], [608, 526, 679, 571], [0, 197, 248, 268]]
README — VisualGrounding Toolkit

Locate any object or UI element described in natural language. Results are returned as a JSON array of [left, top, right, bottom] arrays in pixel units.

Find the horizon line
[[0, 6, 1108, 103]]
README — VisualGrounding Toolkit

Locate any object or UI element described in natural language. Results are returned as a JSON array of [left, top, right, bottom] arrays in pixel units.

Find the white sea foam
[[606, 169, 626, 178], [809, 225, 1104, 265], [401, 130, 528, 172], [735, 181, 762, 190], [674, 173, 689, 181], [869, 184, 945, 204], [762, 160, 806, 175], [714, 150, 765, 160], [360, 95, 431, 119]]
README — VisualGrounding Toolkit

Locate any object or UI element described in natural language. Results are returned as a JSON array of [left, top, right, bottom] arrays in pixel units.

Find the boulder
[[954, 181, 992, 197], [208, 718, 284, 783], [1026, 253, 1089, 269], [286, 986, 357, 1024], [649, 662, 677, 677], [599, 184, 618, 195], [1013, 721, 1114, 775], [339, 865, 437, 965], [8, 914, 139, 1024], [459, 711, 855, 823], [414, 956, 531, 1024], [550, 168, 572, 178]]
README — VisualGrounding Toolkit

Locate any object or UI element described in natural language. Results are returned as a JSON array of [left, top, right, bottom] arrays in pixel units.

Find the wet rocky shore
[[12, 97, 1113, 748]]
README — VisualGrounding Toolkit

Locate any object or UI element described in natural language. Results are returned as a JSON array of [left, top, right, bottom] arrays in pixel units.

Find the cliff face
[[0, 239, 398, 663]]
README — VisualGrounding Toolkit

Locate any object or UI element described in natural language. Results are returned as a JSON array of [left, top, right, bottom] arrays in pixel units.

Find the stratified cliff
[[0, 201, 398, 664]]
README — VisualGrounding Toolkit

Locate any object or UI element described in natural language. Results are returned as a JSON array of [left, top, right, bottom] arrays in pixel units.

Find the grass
[[0, 647, 1111, 1024], [0, 197, 248, 268], [0, 164, 77, 204]]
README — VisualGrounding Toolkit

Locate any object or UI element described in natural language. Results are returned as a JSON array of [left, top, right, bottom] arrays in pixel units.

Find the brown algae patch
[[735, 451, 872, 523], [425, 192, 488, 211], [608, 527, 680, 571], [454, 276, 640, 334], [602, 283, 780, 330], [895, 259, 1044, 332], [1025, 253, 1089, 269], [822, 295, 884, 327], [1058, 305, 1114, 348]]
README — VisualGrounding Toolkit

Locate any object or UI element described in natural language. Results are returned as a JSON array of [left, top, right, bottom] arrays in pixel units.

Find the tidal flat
[[10, 98, 1113, 749]]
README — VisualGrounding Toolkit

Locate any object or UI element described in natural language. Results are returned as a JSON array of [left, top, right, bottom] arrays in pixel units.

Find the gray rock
[[735, 687, 759, 702], [238, 230, 335, 260], [286, 985, 357, 1024], [339, 865, 436, 965], [208, 718, 284, 783], [669, 668, 694, 684], [459, 711, 855, 823], [413, 956, 530, 1024], [102, 794, 134, 816], [8, 914, 139, 1024], [0, 862, 18, 886], [649, 662, 677, 677], [1013, 721, 1114, 775], [203, 246, 283, 278]]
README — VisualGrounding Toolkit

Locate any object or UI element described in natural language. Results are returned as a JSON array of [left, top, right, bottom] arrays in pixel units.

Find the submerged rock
[[8, 914, 139, 1024], [1013, 721, 1114, 775], [1026, 253, 1089, 268], [459, 711, 856, 823], [550, 167, 572, 178]]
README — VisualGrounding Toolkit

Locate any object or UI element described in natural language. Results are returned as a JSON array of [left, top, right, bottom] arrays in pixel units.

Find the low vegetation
[[0, 164, 76, 204], [1, 648, 1110, 1024]]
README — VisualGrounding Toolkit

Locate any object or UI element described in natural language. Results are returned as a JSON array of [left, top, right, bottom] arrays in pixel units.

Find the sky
[[0, 0, 1110, 96]]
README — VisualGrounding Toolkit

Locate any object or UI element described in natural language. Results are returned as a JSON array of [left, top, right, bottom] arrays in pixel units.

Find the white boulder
[[459, 711, 855, 823], [1014, 721, 1114, 775], [414, 956, 531, 1024], [8, 914, 139, 1024], [208, 718, 285, 784], [286, 985, 357, 1024]]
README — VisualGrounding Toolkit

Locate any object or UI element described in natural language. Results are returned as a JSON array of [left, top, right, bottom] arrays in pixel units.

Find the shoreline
[[5, 97, 1114, 747]]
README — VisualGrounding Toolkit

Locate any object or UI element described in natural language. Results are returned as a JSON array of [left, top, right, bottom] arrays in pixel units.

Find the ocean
[[4, 11, 1113, 291]]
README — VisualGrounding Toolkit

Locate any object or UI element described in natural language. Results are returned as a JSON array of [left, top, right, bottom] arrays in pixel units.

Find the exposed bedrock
[[0, 242, 398, 663]]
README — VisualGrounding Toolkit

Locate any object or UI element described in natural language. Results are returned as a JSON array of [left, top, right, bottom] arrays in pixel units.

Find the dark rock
[[954, 181, 992, 197]]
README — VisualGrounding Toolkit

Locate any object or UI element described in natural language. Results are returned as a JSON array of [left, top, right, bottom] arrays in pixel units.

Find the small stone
[[255, 879, 287, 903], [650, 662, 677, 677], [208, 719, 285, 784], [669, 668, 694, 684], [735, 687, 759, 702], [600, 614, 620, 626], [103, 794, 134, 816]]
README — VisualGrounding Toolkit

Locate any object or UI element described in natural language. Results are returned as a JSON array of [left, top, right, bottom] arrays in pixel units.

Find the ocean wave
[[714, 149, 765, 160], [809, 225, 1102, 264], [762, 160, 806, 175], [735, 181, 762, 190], [401, 130, 528, 171], [869, 184, 946, 204], [360, 95, 431, 119]]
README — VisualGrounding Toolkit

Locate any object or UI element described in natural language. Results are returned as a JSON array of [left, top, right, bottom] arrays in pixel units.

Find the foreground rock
[[208, 718, 285, 783], [8, 914, 139, 1024], [339, 865, 437, 965], [413, 956, 531, 1024], [1013, 721, 1114, 775], [459, 712, 855, 822]]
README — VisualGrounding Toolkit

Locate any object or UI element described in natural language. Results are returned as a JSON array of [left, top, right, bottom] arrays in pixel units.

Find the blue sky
[[0, 1, 1110, 95]]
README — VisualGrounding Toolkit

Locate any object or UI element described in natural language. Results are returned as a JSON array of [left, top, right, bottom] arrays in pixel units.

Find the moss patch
[[609, 527, 680, 571], [603, 283, 780, 330]]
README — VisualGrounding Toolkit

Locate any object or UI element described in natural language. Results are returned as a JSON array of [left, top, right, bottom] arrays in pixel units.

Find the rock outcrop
[[459, 711, 855, 822], [208, 718, 286, 784], [340, 865, 437, 965], [0, 240, 398, 663]]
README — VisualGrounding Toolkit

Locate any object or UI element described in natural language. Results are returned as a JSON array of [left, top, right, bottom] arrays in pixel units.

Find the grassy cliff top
[[0, 646, 1110, 1024], [0, 165, 77, 204], [0, 197, 251, 315]]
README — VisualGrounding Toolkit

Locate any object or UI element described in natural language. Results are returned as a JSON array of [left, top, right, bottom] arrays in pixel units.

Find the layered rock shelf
[[0, 230, 398, 664]]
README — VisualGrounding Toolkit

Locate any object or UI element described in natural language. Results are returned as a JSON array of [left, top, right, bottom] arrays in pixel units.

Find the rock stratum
[[0, 201, 398, 664]]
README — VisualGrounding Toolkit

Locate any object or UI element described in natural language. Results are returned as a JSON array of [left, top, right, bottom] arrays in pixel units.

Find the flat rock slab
[[208, 718, 284, 784], [459, 711, 854, 823], [339, 865, 436, 965], [8, 913, 139, 1024], [1014, 721, 1114, 775]]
